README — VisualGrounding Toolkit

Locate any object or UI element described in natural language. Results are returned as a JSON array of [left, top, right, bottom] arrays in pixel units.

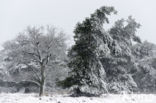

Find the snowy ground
[[0, 93, 155, 103]]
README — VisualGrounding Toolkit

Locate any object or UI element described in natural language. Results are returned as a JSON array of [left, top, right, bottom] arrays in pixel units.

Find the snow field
[[0, 93, 155, 103]]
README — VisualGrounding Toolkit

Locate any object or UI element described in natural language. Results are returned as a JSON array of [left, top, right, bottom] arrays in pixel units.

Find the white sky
[[0, 0, 156, 48]]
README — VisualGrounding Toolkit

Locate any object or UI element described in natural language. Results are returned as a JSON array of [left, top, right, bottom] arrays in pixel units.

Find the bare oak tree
[[3, 26, 67, 96]]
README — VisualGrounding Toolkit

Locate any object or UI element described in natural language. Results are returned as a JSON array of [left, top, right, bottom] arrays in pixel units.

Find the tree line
[[1, 6, 156, 96]]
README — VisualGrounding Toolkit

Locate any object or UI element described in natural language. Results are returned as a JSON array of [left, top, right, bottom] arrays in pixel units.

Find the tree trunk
[[39, 64, 45, 96], [39, 81, 44, 96]]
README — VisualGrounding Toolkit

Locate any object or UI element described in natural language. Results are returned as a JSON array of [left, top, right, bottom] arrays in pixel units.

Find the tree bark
[[39, 81, 44, 96], [39, 64, 45, 96]]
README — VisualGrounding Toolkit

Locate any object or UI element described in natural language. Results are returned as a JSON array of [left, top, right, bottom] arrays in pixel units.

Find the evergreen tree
[[60, 6, 116, 96], [102, 16, 141, 93], [132, 41, 156, 93]]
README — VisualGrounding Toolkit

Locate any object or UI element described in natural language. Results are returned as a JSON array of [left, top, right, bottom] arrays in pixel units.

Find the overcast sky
[[0, 0, 156, 48]]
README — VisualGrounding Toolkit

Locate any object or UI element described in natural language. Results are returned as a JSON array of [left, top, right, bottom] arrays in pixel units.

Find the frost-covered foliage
[[132, 41, 156, 93], [1, 5, 156, 96], [103, 17, 141, 93], [3, 26, 67, 96], [60, 6, 150, 95], [0, 50, 8, 80], [60, 6, 117, 96], [132, 41, 155, 59]]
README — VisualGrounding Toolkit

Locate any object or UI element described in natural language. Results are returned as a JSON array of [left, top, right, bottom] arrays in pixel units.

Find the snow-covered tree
[[3, 26, 67, 96], [60, 6, 117, 96], [132, 41, 155, 60], [102, 16, 141, 93], [132, 41, 156, 93]]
